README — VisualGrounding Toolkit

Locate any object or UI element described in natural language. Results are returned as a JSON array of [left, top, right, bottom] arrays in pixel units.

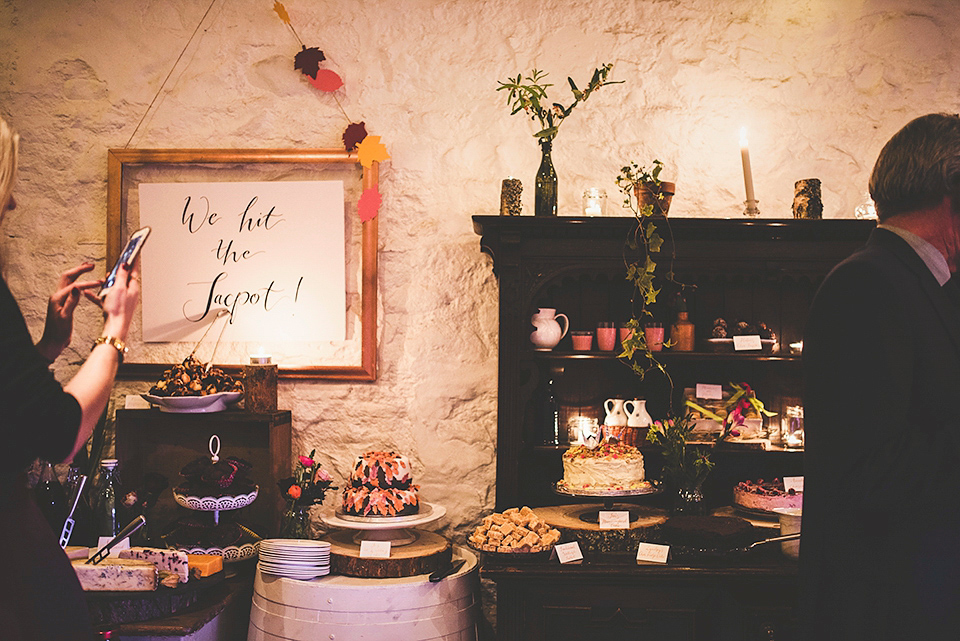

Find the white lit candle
[[740, 126, 756, 203]]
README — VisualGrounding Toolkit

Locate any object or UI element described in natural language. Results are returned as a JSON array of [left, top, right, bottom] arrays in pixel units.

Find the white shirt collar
[[877, 224, 951, 286]]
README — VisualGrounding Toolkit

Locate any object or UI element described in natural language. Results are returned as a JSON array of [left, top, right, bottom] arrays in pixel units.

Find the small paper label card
[[696, 383, 723, 400], [551, 541, 584, 564], [783, 476, 804, 493], [636, 542, 670, 564], [733, 334, 763, 351], [598, 511, 631, 530], [359, 540, 391, 559]]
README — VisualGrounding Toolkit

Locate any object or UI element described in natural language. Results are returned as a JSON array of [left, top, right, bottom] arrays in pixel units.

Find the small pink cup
[[571, 331, 593, 351], [597, 322, 617, 351], [645, 322, 664, 351], [619, 326, 634, 344]]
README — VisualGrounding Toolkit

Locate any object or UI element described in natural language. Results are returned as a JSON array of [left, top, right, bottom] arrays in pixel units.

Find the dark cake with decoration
[[341, 450, 420, 517]]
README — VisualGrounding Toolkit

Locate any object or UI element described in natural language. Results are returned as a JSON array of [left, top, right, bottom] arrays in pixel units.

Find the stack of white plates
[[258, 539, 331, 580]]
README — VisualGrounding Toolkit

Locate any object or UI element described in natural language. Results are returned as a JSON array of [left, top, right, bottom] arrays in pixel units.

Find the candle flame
[[739, 126, 748, 148]]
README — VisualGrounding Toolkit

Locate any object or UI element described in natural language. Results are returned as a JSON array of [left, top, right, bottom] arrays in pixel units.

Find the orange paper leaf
[[306, 68, 343, 92], [273, 1, 291, 24], [356, 135, 390, 168], [358, 187, 382, 222]]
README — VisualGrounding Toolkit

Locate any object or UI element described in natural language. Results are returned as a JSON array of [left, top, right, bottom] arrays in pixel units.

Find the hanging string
[[124, 0, 222, 148]]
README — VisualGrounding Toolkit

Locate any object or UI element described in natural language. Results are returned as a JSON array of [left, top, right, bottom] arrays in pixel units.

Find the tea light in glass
[[582, 188, 607, 216]]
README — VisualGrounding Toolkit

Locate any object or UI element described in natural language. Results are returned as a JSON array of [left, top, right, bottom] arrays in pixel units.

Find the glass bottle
[[34, 460, 67, 532], [94, 459, 122, 538], [64, 464, 95, 546], [535, 139, 558, 217], [540, 377, 560, 445]]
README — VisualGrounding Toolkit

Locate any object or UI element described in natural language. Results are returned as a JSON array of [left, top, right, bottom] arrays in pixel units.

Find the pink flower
[[314, 468, 332, 483], [298, 455, 315, 467]]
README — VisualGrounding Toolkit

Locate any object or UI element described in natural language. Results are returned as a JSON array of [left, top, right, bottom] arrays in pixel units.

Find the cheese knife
[[86, 515, 146, 565], [58, 474, 87, 549]]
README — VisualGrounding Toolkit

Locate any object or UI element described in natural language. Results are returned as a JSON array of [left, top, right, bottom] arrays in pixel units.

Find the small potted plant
[[616, 159, 676, 217]]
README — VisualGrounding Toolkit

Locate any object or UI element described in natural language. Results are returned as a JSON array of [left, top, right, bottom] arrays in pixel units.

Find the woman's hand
[[35, 261, 101, 361]]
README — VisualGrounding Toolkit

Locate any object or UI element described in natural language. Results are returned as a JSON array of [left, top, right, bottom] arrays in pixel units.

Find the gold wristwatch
[[93, 335, 128, 363]]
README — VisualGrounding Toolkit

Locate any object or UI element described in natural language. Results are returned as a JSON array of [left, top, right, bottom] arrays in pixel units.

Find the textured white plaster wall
[[2, 0, 959, 594]]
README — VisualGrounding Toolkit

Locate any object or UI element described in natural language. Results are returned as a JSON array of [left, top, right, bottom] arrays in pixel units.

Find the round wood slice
[[324, 530, 452, 578], [536, 504, 669, 555]]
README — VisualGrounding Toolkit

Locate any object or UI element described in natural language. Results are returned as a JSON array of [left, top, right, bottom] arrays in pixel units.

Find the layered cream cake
[[341, 450, 420, 517], [559, 443, 646, 492]]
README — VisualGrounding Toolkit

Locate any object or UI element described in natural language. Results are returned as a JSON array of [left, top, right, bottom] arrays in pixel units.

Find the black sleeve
[[0, 278, 81, 468]]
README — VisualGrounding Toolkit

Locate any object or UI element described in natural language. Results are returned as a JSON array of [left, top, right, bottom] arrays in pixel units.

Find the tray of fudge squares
[[467, 506, 562, 556]]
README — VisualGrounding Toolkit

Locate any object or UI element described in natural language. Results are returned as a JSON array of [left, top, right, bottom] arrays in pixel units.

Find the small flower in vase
[[718, 382, 777, 443], [647, 413, 715, 514], [277, 449, 337, 539]]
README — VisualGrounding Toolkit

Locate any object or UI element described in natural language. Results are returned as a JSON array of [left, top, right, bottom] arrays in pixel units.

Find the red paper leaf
[[358, 187, 381, 222], [342, 122, 367, 152], [306, 68, 343, 92], [294, 46, 326, 79]]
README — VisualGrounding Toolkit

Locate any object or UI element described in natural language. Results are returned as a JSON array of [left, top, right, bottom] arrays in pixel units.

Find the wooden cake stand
[[553, 482, 661, 524], [320, 502, 451, 578]]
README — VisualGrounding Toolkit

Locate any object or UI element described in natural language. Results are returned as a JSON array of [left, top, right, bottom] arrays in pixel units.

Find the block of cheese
[[64, 546, 89, 561], [72, 558, 158, 592], [187, 553, 223, 578], [119, 547, 189, 584]]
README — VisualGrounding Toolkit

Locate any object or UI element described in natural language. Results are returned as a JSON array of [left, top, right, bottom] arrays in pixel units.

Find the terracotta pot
[[635, 180, 676, 217]]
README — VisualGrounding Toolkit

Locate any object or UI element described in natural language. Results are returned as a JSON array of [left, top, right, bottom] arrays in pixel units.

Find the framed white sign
[[106, 148, 380, 381]]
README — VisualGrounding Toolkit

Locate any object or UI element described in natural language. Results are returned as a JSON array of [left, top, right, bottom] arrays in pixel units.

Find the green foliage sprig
[[617, 160, 689, 382], [647, 413, 714, 490], [497, 64, 622, 141]]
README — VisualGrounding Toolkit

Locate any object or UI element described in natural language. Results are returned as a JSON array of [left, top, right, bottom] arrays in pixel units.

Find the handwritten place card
[[551, 541, 583, 564], [636, 542, 670, 564], [598, 511, 630, 530], [696, 383, 723, 400], [359, 540, 391, 559], [783, 476, 804, 493], [733, 334, 763, 351]]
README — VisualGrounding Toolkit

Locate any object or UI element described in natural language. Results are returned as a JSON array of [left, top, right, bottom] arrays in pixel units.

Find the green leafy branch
[[497, 63, 622, 141], [616, 160, 690, 385]]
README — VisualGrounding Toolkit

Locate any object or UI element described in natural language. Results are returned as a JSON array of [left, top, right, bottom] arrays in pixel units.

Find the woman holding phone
[[0, 114, 141, 640]]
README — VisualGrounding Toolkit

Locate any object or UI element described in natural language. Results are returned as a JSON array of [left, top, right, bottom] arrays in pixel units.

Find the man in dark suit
[[801, 113, 960, 639]]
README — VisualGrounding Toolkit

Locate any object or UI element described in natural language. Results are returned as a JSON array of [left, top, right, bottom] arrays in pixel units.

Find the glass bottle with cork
[[670, 294, 695, 352]]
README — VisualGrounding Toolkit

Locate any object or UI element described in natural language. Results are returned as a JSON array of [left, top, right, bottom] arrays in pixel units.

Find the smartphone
[[98, 226, 150, 298]]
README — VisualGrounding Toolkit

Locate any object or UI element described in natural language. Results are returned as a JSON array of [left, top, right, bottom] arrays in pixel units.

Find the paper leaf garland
[[273, 1, 291, 24], [306, 68, 343, 92], [356, 135, 390, 168], [294, 46, 326, 79], [342, 122, 367, 152], [358, 187, 382, 222]]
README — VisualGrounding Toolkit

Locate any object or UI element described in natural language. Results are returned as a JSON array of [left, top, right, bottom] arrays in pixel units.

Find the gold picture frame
[[106, 148, 378, 381]]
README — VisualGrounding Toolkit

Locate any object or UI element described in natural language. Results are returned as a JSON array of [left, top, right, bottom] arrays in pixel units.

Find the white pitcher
[[603, 398, 628, 427], [529, 308, 569, 350], [624, 399, 653, 428]]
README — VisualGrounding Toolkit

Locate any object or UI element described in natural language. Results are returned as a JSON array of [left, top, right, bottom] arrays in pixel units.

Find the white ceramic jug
[[603, 398, 628, 427], [529, 308, 569, 350], [624, 399, 653, 428]]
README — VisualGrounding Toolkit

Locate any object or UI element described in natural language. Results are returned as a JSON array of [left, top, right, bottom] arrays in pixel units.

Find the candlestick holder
[[244, 355, 278, 412], [743, 199, 760, 218]]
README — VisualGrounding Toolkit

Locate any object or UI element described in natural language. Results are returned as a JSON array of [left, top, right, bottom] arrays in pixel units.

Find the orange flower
[[287, 485, 302, 500]]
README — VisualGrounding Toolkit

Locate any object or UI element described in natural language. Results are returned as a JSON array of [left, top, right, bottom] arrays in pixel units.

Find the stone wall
[[2, 0, 959, 630]]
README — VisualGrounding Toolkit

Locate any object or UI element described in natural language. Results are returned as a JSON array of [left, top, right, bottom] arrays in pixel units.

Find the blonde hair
[[0, 114, 19, 211]]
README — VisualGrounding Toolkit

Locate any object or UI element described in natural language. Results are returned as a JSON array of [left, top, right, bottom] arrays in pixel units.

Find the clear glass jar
[[582, 187, 607, 216]]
